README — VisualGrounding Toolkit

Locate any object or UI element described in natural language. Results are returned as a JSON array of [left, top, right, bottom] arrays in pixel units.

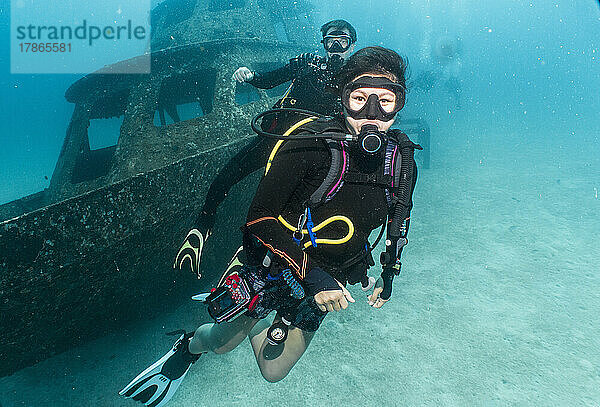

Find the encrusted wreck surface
[[0, 144, 246, 376], [1, 0, 319, 221], [150, 0, 319, 50], [0, 0, 314, 377]]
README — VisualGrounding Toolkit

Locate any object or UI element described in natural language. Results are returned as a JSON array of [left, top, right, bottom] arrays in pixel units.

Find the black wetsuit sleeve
[[195, 137, 275, 232], [248, 54, 322, 90], [248, 63, 294, 89], [244, 140, 339, 294]]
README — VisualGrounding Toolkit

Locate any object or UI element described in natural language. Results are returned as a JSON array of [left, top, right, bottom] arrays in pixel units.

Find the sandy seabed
[[1, 126, 599, 407]]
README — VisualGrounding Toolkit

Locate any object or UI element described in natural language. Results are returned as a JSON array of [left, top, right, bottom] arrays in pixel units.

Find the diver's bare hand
[[232, 67, 254, 82], [367, 277, 390, 309], [314, 281, 355, 312]]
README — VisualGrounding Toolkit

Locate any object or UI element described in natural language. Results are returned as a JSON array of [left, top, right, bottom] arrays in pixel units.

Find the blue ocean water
[[0, 0, 599, 406], [1, 0, 598, 203]]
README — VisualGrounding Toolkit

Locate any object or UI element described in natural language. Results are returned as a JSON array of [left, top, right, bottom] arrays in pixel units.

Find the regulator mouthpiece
[[358, 124, 385, 155]]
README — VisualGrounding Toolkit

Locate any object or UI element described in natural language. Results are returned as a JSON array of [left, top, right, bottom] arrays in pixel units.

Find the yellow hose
[[277, 215, 355, 249], [264, 117, 352, 249], [264, 117, 317, 175]]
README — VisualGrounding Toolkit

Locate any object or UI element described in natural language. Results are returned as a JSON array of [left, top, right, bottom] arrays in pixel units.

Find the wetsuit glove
[[289, 53, 324, 73], [303, 266, 341, 297], [378, 267, 395, 301]]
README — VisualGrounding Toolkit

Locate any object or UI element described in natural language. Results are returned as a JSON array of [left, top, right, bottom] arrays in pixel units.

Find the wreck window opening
[[264, 82, 291, 99], [88, 116, 123, 150], [235, 83, 260, 106], [71, 115, 123, 184], [154, 102, 204, 126], [155, 69, 216, 127]]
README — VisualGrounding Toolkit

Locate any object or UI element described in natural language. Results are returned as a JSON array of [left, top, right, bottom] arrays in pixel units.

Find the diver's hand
[[367, 270, 394, 308], [232, 67, 254, 82], [314, 281, 355, 312], [367, 278, 389, 308], [173, 228, 207, 279], [289, 53, 323, 72]]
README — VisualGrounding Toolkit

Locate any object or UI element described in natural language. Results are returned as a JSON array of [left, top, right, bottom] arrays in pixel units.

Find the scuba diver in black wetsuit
[[120, 46, 420, 407], [233, 19, 357, 122], [173, 20, 357, 278]]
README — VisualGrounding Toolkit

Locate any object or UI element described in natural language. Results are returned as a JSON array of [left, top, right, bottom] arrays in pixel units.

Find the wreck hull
[[0, 139, 254, 377], [1, 0, 319, 378], [0, 37, 306, 377]]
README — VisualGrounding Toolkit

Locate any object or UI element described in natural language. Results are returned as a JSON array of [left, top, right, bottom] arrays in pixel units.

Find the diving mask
[[322, 31, 352, 53], [342, 76, 406, 122]]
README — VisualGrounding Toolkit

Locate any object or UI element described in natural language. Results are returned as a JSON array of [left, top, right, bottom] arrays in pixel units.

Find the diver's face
[[345, 74, 397, 134], [324, 28, 355, 60]]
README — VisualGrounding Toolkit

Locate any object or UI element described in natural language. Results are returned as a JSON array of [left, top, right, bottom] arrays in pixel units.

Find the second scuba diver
[[120, 46, 420, 407], [173, 20, 358, 278]]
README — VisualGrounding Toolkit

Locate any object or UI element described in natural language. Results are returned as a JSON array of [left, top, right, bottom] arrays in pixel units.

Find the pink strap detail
[[391, 145, 398, 187]]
